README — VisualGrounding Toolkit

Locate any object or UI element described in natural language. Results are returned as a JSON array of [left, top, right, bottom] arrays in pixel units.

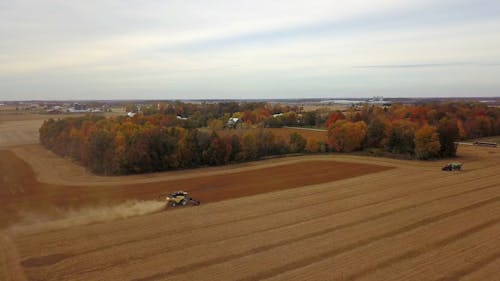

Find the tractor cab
[[170, 191, 188, 197]]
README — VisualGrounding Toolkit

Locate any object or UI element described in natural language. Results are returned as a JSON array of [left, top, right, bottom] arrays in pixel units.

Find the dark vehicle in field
[[473, 141, 498, 147], [442, 163, 462, 171]]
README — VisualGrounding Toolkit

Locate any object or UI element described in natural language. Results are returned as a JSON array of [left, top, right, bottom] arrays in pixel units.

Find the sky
[[1, 0, 500, 100]]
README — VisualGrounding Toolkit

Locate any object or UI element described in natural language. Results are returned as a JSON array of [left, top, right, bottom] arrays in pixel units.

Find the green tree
[[366, 117, 391, 148], [389, 120, 416, 155], [207, 118, 224, 131], [437, 118, 459, 157], [88, 130, 116, 175], [289, 132, 306, 153], [303, 111, 317, 127]]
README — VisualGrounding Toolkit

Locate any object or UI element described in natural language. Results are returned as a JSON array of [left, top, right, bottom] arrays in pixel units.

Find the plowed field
[[1, 117, 500, 281]]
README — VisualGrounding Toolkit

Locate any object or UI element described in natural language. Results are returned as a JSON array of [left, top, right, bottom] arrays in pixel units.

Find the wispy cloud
[[1, 0, 500, 100], [354, 62, 500, 69]]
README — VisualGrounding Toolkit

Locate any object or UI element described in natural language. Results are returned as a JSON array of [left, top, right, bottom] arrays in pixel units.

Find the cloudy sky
[[1, 0, 500, 100]]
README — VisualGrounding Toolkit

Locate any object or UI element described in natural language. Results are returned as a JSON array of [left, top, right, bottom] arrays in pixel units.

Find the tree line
[[39, 115, 314, 175], [39, 102, 500, 175], [326, 103, 500, 159]]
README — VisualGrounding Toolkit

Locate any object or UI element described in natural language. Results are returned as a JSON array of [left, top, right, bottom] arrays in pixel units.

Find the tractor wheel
[[181, 200, 187, 206], [170, 202, 176, 207]]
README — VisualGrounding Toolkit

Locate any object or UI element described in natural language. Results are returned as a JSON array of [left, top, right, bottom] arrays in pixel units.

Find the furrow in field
[[18, 168, 500, 279], [51, 181, 500, 280], [263, 204, 500, 281], [12, 168, 413, 252], [15, 165, 500, 260], [148, 188, 500, 280], [17, 154, 493, 243], [0, 233, 27, 281], [13, 167, 398, 238], [388, 225, 500, 281], [50, 181, 500, 281], [348, 218, 500, 281], [457, 255, 500, 281]]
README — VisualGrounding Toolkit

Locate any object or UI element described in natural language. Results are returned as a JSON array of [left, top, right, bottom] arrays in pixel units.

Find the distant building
[[46, 106, 62, 114], [227, 117, 240, 128], [367, 96, 391, 106]]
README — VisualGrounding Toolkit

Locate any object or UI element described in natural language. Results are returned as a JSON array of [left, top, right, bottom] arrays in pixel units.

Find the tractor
[[159, 191, 200, 207], [442, 162, 462, 171]]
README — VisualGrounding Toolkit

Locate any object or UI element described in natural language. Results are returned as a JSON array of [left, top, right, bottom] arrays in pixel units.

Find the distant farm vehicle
[[473, 141, 498, 147], [159, 191, 200, 207], [442, 163, 462, 171]]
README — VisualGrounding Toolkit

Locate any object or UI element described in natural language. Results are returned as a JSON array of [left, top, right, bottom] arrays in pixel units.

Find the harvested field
[[0, 120, 42, 147], [1, 116, 500, 281], [0, 149, 389, 229]]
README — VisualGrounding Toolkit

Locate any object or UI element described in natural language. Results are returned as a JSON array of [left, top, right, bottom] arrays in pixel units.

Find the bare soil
[[0, 149, 390, 228]]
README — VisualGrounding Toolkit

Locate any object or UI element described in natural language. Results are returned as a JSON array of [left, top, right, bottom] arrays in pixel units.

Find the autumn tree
[[366, 117, 391, 148], [207, 118, 224, 131], [303, 111, 317, 127], [283, 112, 298, 126], [238, 132, 258, 160], [328, 120, 367, 152], [272, 135, 289, 155], [254, 129, 276, 157], [38, 101, 500, 175], [306, 138, 320, 153], [325, 111, 345, 128], [289, 132, 306, 153], [414, 124, 441, 159], [389, 120, 417, 155], [229, 134, 241, 161], [88, 129, 116, 175], [437, 118, 459, 157]]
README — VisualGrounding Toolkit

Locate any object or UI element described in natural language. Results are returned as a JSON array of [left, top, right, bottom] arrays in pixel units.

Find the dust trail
[[0, 233, 28, 281], [9, 200, 166, 235]]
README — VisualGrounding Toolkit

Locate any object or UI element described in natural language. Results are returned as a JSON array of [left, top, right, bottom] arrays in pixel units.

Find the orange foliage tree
[[328, 120, 367, 152], [414, 124, 441, 159]]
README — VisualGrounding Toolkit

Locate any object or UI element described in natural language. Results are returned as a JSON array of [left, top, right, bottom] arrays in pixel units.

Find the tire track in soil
[[343, 218, 500, 281], [262, 203, 500, 281], [12, 169, 417, 255], [13, 166, 400, 240], [17, 162, 497, 244], [2, 150, 391, 230], [14, 166, 402, 238], [128, 184, 500, 281], [232, 194, 500, 281], [438, 253, 500, 281], [24, 169, 500, 264], [17, 168, 500, 280], [0, 233, 27, 281], [52, 177, 500, 279]]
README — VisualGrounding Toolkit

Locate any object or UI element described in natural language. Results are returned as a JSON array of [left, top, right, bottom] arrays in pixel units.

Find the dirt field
[[0, 149, 389, 228], [1, 115, 500, 281]]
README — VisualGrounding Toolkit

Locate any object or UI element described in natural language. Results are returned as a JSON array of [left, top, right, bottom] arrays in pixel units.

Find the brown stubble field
[[1, 113, 500, 281]]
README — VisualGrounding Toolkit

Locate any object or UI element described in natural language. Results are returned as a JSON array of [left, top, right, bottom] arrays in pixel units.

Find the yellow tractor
[[159, 191, 201, 207]]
